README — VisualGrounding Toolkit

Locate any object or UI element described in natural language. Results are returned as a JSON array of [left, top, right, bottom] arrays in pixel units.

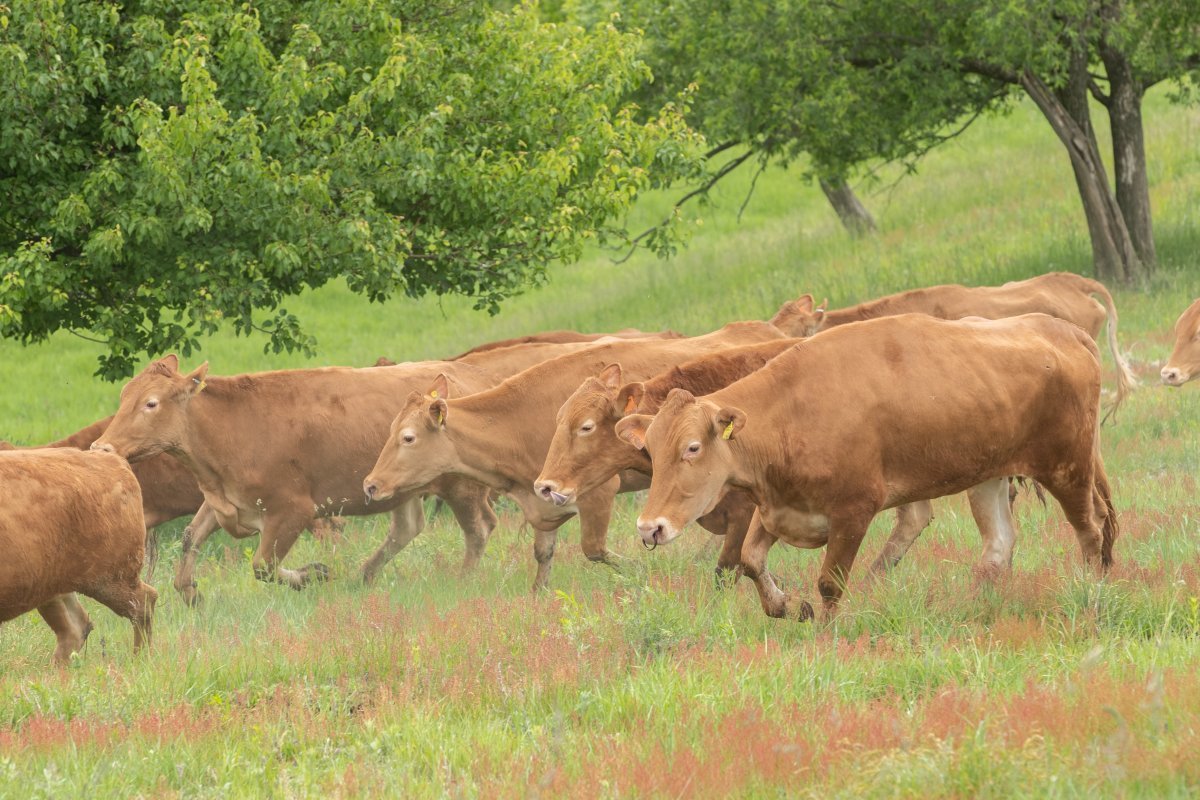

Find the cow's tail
[[1093, 452, 1118, 570], [1074, 275, 1136, 422]]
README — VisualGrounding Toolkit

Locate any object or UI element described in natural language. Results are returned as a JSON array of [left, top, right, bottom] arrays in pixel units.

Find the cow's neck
[[444, 392, 547, 493]]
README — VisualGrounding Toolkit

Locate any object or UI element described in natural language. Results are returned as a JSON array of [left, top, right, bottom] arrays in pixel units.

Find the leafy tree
[[577, 0, 1199, 283], [0, 0, 703, 378]]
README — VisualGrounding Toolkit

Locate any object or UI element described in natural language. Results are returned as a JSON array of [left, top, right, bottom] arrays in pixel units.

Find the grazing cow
[[616, 314, 1117, 620], [91, 357, 501, 600], [771, 272, 1136, 409], [362, 322, 790, 590], [1161, 298, 1200, 386], [0, 449, 156, 663]]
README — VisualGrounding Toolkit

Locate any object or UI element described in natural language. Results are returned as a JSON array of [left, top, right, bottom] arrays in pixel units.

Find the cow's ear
[[614, 382, 645, 417], [427, 374, 450, 401], [614, 414, 652, 450], [185, 362, 209, 395], [429, 397, 448, 428], [793, 294, 814, 313], [598, 363, 623, 391], [713, 406, 746, 441], [147, 354, 180, 377]]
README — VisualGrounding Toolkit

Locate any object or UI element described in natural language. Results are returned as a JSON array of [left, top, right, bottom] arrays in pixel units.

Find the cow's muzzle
[[1161, 365, 1190, 387], [636, 516, 676, 548]]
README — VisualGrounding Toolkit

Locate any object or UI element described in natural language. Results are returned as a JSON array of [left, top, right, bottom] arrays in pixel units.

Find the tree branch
[[611, 149, 755, 264]]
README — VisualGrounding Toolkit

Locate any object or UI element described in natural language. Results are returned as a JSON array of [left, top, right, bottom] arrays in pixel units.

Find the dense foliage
[[570, 0, 1199, 281], [0, 1, 702, 378]]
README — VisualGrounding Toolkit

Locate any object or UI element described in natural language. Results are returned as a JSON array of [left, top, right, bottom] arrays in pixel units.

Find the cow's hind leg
[[254, 508, 325, 589], [1043, 471, 1108, 572], [84, 578, 158, 652], [870, 500, 933, 572], [37, 594, 93, 665], [740, 511, 814, 621], [966, 477, 1019, 575], [359, 496, 426, 585]]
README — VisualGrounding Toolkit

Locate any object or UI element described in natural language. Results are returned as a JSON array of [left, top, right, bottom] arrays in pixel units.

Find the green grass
[[1, 90, 1200, 797]]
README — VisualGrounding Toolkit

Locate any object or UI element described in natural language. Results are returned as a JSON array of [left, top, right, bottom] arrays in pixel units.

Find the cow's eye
[[580, 421, 595, 435], [685, 441, 701, 456], [402, 433, 416, 445], [145, 399, 159, 410]]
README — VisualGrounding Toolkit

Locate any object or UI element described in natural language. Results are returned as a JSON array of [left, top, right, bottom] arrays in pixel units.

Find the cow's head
[[616, 388, 746, 547], [769, 294, 826, 337], [91, 355, 208, 461], [1162, 299, 1200, 387], [534, 364, 648, 506], [363, 375, 455, 501]]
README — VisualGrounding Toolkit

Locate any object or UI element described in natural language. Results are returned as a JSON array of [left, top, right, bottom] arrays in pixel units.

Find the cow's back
[[717, 313, 1101, 506], [0, 449, 144, 620], [182, 362, 494, 513]]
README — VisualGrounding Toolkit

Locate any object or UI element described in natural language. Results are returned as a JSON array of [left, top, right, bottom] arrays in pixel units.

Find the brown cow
[[771, 272, 1136, 410], [616, 314, 1117, 620], [362, 322, 790, 589], [448, 328, 682, 360], [1, 420, 344, 581], [91, 357, 501, 600], [0, 449, 156, 663], [1161, 298, 1200, 386]]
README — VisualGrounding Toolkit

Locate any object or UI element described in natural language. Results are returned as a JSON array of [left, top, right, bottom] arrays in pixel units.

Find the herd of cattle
[[4, 271, 1200, 663]]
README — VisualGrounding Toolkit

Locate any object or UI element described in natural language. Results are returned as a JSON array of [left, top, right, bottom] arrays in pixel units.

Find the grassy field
[[1, 91, 1199, 798]]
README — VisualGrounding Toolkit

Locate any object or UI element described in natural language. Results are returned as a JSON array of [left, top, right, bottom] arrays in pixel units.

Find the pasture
[[1, 92, 1199, 798]]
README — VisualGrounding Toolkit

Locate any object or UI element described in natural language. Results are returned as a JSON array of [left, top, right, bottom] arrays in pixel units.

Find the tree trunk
[[819, 177, 877, 236], [1019, 64, 1144, 285], [1099, 42, 1157, 270]]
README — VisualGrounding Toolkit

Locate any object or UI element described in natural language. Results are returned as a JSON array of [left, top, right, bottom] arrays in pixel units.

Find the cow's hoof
[[184, 591, 204, 609], [304, 562, 331, 583], [791, 599, 815, 623]]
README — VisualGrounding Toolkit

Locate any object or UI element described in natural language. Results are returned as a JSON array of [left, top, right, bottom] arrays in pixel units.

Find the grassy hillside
[[0, 92, 1199, 798]]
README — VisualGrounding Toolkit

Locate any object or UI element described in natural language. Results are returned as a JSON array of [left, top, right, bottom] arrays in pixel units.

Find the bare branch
[[611, 150, 755, 264]]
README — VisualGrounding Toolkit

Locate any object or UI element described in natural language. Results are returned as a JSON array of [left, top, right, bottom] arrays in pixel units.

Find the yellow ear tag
[[430, 389, 438, 398], [721, 421, 734, 440], [193, 378, 206, 394]]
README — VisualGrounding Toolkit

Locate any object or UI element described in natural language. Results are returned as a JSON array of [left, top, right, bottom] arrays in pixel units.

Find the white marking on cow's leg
[[871, 500, 933, 572], [359, 496, 425, 585], [969, 478, 1016, 574]]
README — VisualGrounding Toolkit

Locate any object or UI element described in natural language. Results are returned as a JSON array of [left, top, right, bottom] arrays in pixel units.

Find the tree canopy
[[0, 0, 703, 378], [576, 0, 1199, 282]]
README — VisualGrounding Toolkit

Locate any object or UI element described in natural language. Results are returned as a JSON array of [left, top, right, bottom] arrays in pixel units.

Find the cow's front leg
[[254, 507, 325, 589], [698, 491, 756, 585], [816, 507, 875, 620], [740, 511, 813, 621], [577, 476, 622, 570], [174, 502, 221, 607], [359, 495, 425, 585], [966, 477, 1018, 575], [440, 478, 497, 574]]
